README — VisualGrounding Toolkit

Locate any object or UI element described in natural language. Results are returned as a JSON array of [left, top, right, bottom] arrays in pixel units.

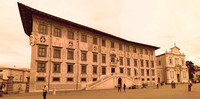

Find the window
[[176, 58, 180, 65], [111, 68, 115, 73], [119, 44, 122, 50], [39, 24, 47, 34], [158, 61, 161, 66], [38, 45, 47, 57], [169, 58, 173, 64], [102, 54, 106, 63], [150, 50, 153, 55], [133, 47, 137, 53], [67, 78, 73, 82], [67, 49, 74, 60], [145, 49, 148, 55], [152, 70, 155, 76], [126, 45, 129, 52], [111, 42, 114, 48], [120, 68, 124, 73], [111, 57, 115, 62], [81, 78, 86, 82], [141, 69, 144, 76], [152, 78, 155, 81], [67, 64, 73, 73], [134, 59, 137, 67], [20, 75, 23, 81], [37, 77, 45, 82], [81, 51, 87, 61], [54, 28, 61, 37], [120, 57, 123, 65], [37, 62, 46, 73], [81, 34, 87, 42], [53, 77, 60, 82], [142, 78, 145, 81], [102, 39, 106, 47], [146, 69, 149, 76], [151, 61, 154, 68], [141, 60, 144, 67], [140, 48, 143, 54], [127, 58, 130, 66], [93, 78, 97, 81], [127, 68, 131, 76], [102, 66, 106, 75], [147, 78, 150, 81], [68, 31, 74, 40], [93, 66, 97, 74], [134, 69, 137, 76], [146, 60, 149, 67], [93, 37, 97, 44], [182, 59, 184, 66], [81, 65, 87, 74], [93, 53, 98, 62], [53, 63, 60, 73], [53, 47, 61, 58]]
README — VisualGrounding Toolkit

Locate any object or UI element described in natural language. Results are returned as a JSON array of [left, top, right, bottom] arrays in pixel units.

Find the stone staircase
[[85, 73, 137, 90]]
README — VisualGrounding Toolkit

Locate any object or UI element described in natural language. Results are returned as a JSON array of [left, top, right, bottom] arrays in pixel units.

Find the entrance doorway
[[118, 78, 122, 86], [158, 77, 160, 83], [111, 68, 115, 73], [177, 74, 180, 82]]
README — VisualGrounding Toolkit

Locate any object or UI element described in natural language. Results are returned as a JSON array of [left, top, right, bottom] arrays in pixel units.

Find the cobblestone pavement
[[1, 84, 200, 99]]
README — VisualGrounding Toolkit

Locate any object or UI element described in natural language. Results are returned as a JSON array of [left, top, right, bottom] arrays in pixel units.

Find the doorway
[[177, 74, 180, 82], [158, 77, 160, 83], [118, 78, 122, 87]]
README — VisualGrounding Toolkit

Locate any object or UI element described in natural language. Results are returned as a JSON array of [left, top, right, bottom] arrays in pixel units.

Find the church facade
[[18, 3, 159, 92], [156, 45, 189, 84]]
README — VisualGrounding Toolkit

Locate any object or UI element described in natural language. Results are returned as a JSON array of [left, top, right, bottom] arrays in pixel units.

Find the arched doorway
[[118, 78, 122, 87], [158, 77, 160, 83]]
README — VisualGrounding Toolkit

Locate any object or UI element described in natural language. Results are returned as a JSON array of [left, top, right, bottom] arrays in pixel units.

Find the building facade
[[18, 3, 159, 92], [0, 66, 30, 82], [156, 45, 189, 84]]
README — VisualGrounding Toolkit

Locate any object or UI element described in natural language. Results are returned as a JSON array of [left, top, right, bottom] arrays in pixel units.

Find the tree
[[186, 61, 195, 80]]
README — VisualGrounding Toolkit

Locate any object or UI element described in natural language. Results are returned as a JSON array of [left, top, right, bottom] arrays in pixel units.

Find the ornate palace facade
[[156, 45, 189, 84], [18, 3, 159, 92]]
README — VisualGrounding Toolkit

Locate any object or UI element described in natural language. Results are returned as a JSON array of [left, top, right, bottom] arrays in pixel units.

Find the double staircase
[[85, 73, 137, 90]]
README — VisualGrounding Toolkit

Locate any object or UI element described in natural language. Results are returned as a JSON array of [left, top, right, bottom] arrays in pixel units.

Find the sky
[[0, 0, 200, 68]]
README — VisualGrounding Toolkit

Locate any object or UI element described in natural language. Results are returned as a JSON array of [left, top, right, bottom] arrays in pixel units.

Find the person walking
[[157, 83, 159, 88], [171, 81, 174, 88], [118, 84, 121, 92], [188, 80, 192, 92], [123, 83, 126, 92], [173, 82, 176, 88], [43, 85, 48, 99]]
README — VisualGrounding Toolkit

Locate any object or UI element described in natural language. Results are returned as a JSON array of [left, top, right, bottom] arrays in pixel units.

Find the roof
[[0, 66, 30, 72], [18, 2, 159, 49]]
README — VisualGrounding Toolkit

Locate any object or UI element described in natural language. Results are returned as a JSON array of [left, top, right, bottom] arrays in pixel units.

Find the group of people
[[42, 80, 194, 99], [118, 83, 126, 92]]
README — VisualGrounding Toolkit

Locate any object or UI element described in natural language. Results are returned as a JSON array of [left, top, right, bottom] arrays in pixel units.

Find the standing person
[[43, 85, 48, 99], [173, 82, 176, 88], [157, 83, 159, 88], [123, 83, 126, 92], [118, 84, 121, 92], [171, 81, 174, 88], [188, 80, 192, 92]]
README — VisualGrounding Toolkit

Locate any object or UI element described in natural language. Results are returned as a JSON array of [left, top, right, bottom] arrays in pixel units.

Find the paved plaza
[[2, 84, 200, 99]]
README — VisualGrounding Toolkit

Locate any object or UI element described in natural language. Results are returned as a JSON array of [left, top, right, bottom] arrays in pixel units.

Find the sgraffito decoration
[[40, 36, 46, 43], [29, 35, 36, 46]]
